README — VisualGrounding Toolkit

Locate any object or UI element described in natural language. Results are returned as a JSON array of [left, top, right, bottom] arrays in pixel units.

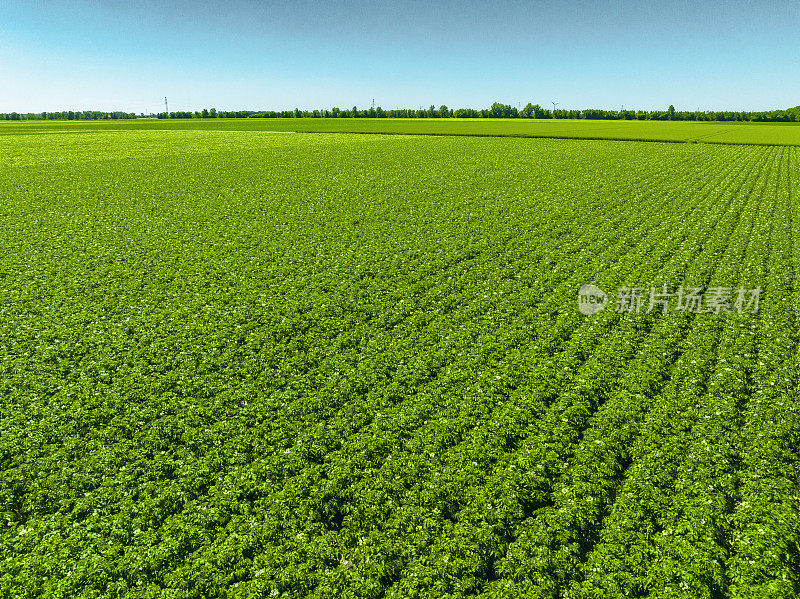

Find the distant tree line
[[0, 111, 139, 121], [4, 104, 800, 122]]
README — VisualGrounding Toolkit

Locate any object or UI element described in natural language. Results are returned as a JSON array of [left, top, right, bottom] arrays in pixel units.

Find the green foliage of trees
[[5, 105, 799, 123]]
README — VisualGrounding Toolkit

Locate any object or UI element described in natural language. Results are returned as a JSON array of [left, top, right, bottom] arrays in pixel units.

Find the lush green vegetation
[[1, 130, 798, 598], [3, 102, 799, 122], [2, 117, 800, 145]]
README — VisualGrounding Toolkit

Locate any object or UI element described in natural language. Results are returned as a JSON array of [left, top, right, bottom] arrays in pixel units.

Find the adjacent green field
[[1, 131, 798, 598], [2, 117, 800, 145]]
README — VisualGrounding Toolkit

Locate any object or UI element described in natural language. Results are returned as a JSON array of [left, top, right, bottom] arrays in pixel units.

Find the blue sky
[[2, 0, 798, 113]]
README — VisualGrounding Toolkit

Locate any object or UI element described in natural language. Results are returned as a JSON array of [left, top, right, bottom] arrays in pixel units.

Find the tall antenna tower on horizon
[[164, 97, 168, 114]]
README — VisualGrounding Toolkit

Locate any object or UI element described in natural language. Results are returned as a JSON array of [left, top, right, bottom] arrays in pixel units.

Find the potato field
[[1, 126, 798, 598]]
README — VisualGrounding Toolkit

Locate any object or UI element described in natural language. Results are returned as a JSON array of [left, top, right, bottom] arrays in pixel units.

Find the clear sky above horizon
[[2, 0, 798, 114]]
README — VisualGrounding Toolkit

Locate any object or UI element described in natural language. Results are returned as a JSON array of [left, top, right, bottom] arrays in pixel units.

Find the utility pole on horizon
[[165, 97, 168, 115]]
